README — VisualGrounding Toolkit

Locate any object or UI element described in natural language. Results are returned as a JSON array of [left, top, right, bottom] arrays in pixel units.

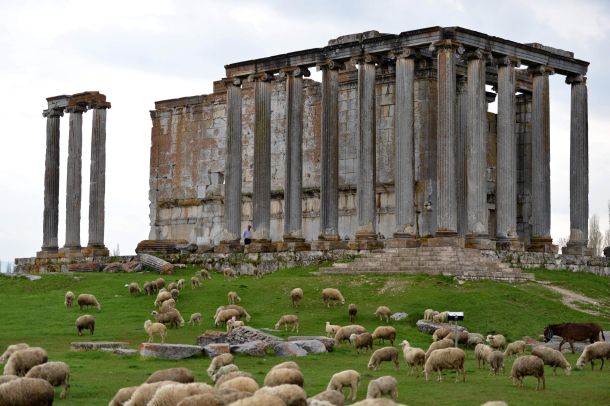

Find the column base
[[36, 249, 60, 259], [347, 239, 384, 250], [495, 238, 524, 252], [245, 239, 277, 253], [425, 233, 465, 248], [527, 237, 558, 254], [276, 236, 311, 252], [385, 235, 421, 248], [465, 234, 496, 250], [59, 246, 84, 259], [562, 241, 593, 256], [81, 246, 110, 257], [214, 240, 244, 254], [310, 239, 349, 251]]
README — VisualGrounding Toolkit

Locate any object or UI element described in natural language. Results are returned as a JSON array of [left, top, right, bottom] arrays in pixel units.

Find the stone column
[[38, 107, 64, 256], [456, 76, 468, 237], [86, 106, 110, 256], [62, 106, 87, 255], [217, 78, 243, 253], [430, 40, 463, 245], [465, 49, 494, 249], [496, 57, 522, 250], [528, 66, 555, 252], [564, 75, 591, 255]]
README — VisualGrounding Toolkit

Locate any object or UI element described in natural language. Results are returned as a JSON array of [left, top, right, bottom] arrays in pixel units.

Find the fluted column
[[565, 75, 590, 255], [529, 66, 554, 251], [63, 106, 87, 251], [456, 76, 468, 237], [87, 106, 110, 253], [40, 107, 64, 254]]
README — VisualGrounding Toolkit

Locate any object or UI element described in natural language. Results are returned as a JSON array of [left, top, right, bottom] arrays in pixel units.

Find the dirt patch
[[537, 281, 605, 317], [378, 280, 409, 295]]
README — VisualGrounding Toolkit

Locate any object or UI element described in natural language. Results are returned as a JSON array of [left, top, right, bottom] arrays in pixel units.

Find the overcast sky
[[1, 0, 609, 262]]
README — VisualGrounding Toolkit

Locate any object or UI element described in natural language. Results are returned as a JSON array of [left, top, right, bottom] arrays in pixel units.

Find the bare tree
[[605, 200, 610, 249], [588, 214, 603, 256], [112, 244, 121, 257], [556, 236, 569, 248]]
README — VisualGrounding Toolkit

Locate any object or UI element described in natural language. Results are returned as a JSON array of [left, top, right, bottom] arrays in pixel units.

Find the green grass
[[0, 266, 608, 405], [524, 267, 610, 301]]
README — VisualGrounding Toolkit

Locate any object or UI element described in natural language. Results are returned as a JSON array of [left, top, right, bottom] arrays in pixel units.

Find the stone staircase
[[318, 247, 535, 282]]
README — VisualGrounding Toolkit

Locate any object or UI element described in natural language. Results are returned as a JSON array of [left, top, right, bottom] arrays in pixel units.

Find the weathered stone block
[[287, 336, 336, 352], [416, 320, 467, 335], [139, 343, 204, 360], [230, 340, 271, 357], [203, 343, 231, 357], [271, 341, 308, 357], [71, 342, 129, 351]]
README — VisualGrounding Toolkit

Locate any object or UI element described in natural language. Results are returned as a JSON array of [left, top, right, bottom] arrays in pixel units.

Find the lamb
[[325, 322, 341, 338], [256, 384, 307, 406], [177, 278, 185, 290], [215, 308, 241, 326], [155, 277, 166, 290], [475, 343, 493, 368], [322, 288, 345, 307], [229, 393, 285, 406], [228, 291, 241, 304], [211, 364, 240, 383], [144, 319, 167, 343], [224, 267, 237, 280], [327, 370, 360, 402], [76, 314, 95, 336], [511, 355, 545, 390], [0, 377, 55, 406], [146, 367, 194, 384], [432, 327, 452, 342], [147, 382, 214, 406], [488, 350, 505, 375], [159, 298, 176, 312], [275, 315, 299, 332], [367, 347, 400, 371], [366, 376, 397, 400], [433, 311, 448, 323], [371, 326, 396, 345], [218, 377, 259, 394], [227, 316, 245, 332], [576, 341, 610, 370], [124, 380, 174, 406], [214, 305, 252, 322], [143, 281, 155, 295], [425, 338, 454, 360], [197, 269, 212, 280], [77, 293, 101, 311], [24, 361, 71, 398], [65, 291, 75, 308], [424, 347, 466, 382], [190, 277, 201, 289], [155, 290, 173, 307], [167, 282, 178, 291], [531, 346, 572, 376], [308, 389, 345, 406], [0, 343, 29, 364], [188, 313, 202, 326], [3, 347, 48, 376], [291, 288, 303, 307], [253, 268, 263, 279], [334, 325, 367, 344], [400, 340, 426, 376], [264, 367, 304, 387], [348, 303, 358, 322], [504, 340, 528, 358], [423, 308, 438, 321], [374, 306, 392, 323], [151, 309, 185, 328], [129, 282, 141, 296], [109, 385, 139, 406], [350, 333, 373, 354], [171, 288, 180, 300], [486, 334, 507, 350], [467, 333, 485, 347], [207, 353, 235, 378]]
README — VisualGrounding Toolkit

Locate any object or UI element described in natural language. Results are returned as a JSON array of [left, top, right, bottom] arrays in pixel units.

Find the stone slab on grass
[[416, 320, 467, 335], [227, 327, 283, 344], [271, 341, 308, 357], [203, 343, 231, 357], [287, 336, 336, 352], [71, 341, 129, 351], [197, 331, 228, 346], [390, 312, 408, 321], [291, 340, 327, 354], [523, 332, 610, 353], [230, 340, 271, 357], [100, 348, 138, 356], [139, 343, 204, 360]]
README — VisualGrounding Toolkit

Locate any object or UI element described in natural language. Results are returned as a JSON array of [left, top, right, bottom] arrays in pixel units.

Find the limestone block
[[390, 312, 408, 321], [203, 343, 231, 357], [415, 320, 467, 335], [271, 341, 308, 357], [71, 342, 129, 351], [139, 343, 204, 360], [288, 336, 336, 352], [226, 327, 283, 345], [290, 340, 327, 354], [230, 340, 271, 357]]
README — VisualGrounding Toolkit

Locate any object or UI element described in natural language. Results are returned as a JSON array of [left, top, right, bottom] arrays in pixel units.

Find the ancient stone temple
[[147, 27, 590, 255]]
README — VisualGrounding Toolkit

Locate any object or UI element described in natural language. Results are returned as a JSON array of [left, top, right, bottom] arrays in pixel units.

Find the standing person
[[243, 225, 252, 245]]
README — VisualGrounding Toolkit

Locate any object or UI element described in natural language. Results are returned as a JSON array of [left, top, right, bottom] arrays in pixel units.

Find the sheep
[[425, 338, 454, 360], [327, 370, 360, 402], [264, 367, 304, 387], [159, 298, 176, 312], [322, 288, 345, 307], [211, 364, 240, 383], [351, 400, 407, 406], [144, 319, 167, 343], [65, 291, 75, 308], [400, 340, 426, 377], [3, 347, 48, 376], [531, 346, 572, 376], [488, 350, 505, 375], [256, 384, 307, 406], [190, 277, 201, 289], [486, 334, 507, 350], [467, 333, 485, 347], [228, 291, 241, 304], [511, 355, 545, 390], [576, 341, 610, 370], [155, 277, 166, 290], [0, 377, 55, 406], [124, 380, 174, 406], [171, 288, 180, 300], [77, 293, 101, 311], [109, 385, 139, 406], [207, 353, 235, 378], [374, 306, 391, 323], [224, 267, 237, 280], [480, 402, 508, 406], [308, 389, 345, 406], [167, 282, 178, 291], [475, 343, 493, 368], [215, 371, 257, 388], [446, 331, 469, 345], [215, 308, 241, 326], [367, 347, 400, 371], [218, 376, 259, 394], [129, 282, 141, 296], [178, 388, 251, 405], [151, 309, 185, 328], [177, 278, 185, 290], [348, 303, 358, 322], [275, 315, 299, 333], [188, 313, 202, 326], [371, 326, 396, 346], [325, 322, 341, 338], [350, 333, 373, 354], [291, 288, 303, 307], [0, 343, 29, 364], [76, 314, 95, 336], [423, 308, 438, 321], [145, 367, 195, 384], [334, 325, 367, 344], [25, 361, 70, 398], [214, 305, 252, 322], [270, 361, 301, 371], [147, 382, 214, 406], [424, 347, 466, 382], [143, 281, 155, 295], [366, 376, 397, 400], [229, 393, 286, 406], [227, 316, 245, 332], [197, 269, 212, 280], [433, 311, 448, 323], [504, 340, 528, 358], [432, 327, 452, 342], [253, 268, 263, 279], [0, 375, 19, 385], [155, 290, 173, 307]]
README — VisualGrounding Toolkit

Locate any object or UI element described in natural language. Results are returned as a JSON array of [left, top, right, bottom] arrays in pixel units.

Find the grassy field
[[0, 265, 608, 405]]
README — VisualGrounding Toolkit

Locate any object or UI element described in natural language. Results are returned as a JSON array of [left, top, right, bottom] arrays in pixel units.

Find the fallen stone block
[[71, 342, 129, 351], [287, 336, 336, 352], [139, 343, 204, 360], [230, 340, 271, 357], [204, 343, 231, 357], [100, 348, 138, 356], [390, 312, 408, 321], [416, 320, 467, 335], [227, 326, 283, 344], [197, 331, 228, 346], [291, 340, 327, 354], [271, 341, 308, 357]]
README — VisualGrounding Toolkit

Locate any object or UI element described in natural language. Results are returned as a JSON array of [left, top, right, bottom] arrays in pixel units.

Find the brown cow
[[543, 323, 605, 353]]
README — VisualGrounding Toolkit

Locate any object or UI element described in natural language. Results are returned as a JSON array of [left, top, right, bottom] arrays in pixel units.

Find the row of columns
[[219, 42, 589, 253]]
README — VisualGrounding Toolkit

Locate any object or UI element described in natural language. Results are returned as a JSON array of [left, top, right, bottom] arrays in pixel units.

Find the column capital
[[494, 55, 521, 67], [317, 59, 345, 71], [65, 105, 88, 114], [392, 47, 418, 60], [89, 101, 111, 110], [352, 53, 381, 65], [42, 107, 64, 118], [463, 48, 489, 61], [566, 74, 586, 85], [429, 39, 464, 54], [278, 66, 311, 79], [223, 77, 243, 87], [248, 72, 275, 82], [528, 65, 554, 77]]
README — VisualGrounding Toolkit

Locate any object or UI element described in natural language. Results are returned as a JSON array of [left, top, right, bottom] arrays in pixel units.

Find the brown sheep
[[372, 326, 396, 345], [322, 288, 345, 307], [264, 367, 304, 387], [155, 277, 166, 290], [348, 303, 358, 322], [511, 355, 545, 390], [143, 281, 155, 295], [224, 267, 237, 280], [76, 314, 95, 336], [335, 325, 367, 344], [197, 269, 212, 280], [367, 347, 400, 371], [0, 343, 29, 364], [374, 306, 391, 323], [128, 282, 141, 296], [350, 332, 373, 354], [424, 347, 466, 382], [0, 377, 55, 405], [146, 367, 195, 383], [25, 361, 71, 398]]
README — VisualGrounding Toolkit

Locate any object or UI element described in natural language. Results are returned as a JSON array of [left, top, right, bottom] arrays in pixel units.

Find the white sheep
[[3, 347, 48, 376], [211, 364, 240, 383], [264, 367, 304, 387], [214, 371, 257, 388], [325, 322, 341, 338], [0, 343, 29, 364], [423, 308, 438, 321], [433, 311, 448, 323], [425, 338, 454, 360], [151, 309, 185, 328], [197, 269, 212, 280], [229, 393, 285, 406], [154, 277, 166, 290], [144, 319, 167, 343], [511, 355, 545, 390], [167, 282, 178, 291], [146, 367, 194, 383], [270, 361, 301, 371], [486, 334, 507, 350], [576, 341, 610, 370], [154, 290, 173, 307], [291, 288, 303, 307], [308, 389, 345, 406], [366, 376, 397, 400], [170, 288, 180, 300], [322, 288, 345, 307], [334, 325, 367, 344], [188, 313, 202, 326], [76, 314, 96, 336], [218, 376, 259, 393], [531, 346, 572, 376], [215, 308, 241, 326], [350, 333, 373, 354], [327, 369, 360, 402], [374, 306, 391, 323], [504, 340, 528, 358], [206, 353, 235, 378], [124, 380, 174, 406], [256, 384, 306, 406], [159, 298, 176, 313], [228, 291, 241, 304], [190, 276, 201, 289], [77, 293, 101, 311], [109, 385, 139, 406], [25, 361, 71, 398], [372, 326, 396, 345], [0, 377, 55, 406], [227, 316, 245, 332], [147, 382, 214, 406], [224, 267, 237, 280], [367, 347, 400, 371], [424, 347, 466, 382], [64, 291, 75, 308], [177, 278, 185, 290], [128, 282, 141, 296], [400, 340, 426, 376], [488, 350, 505, 375], [275, 315, 299, 332], [214, 305, 252, 322], [432, 327, 452, 342], [475, 343, 493, 368]]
